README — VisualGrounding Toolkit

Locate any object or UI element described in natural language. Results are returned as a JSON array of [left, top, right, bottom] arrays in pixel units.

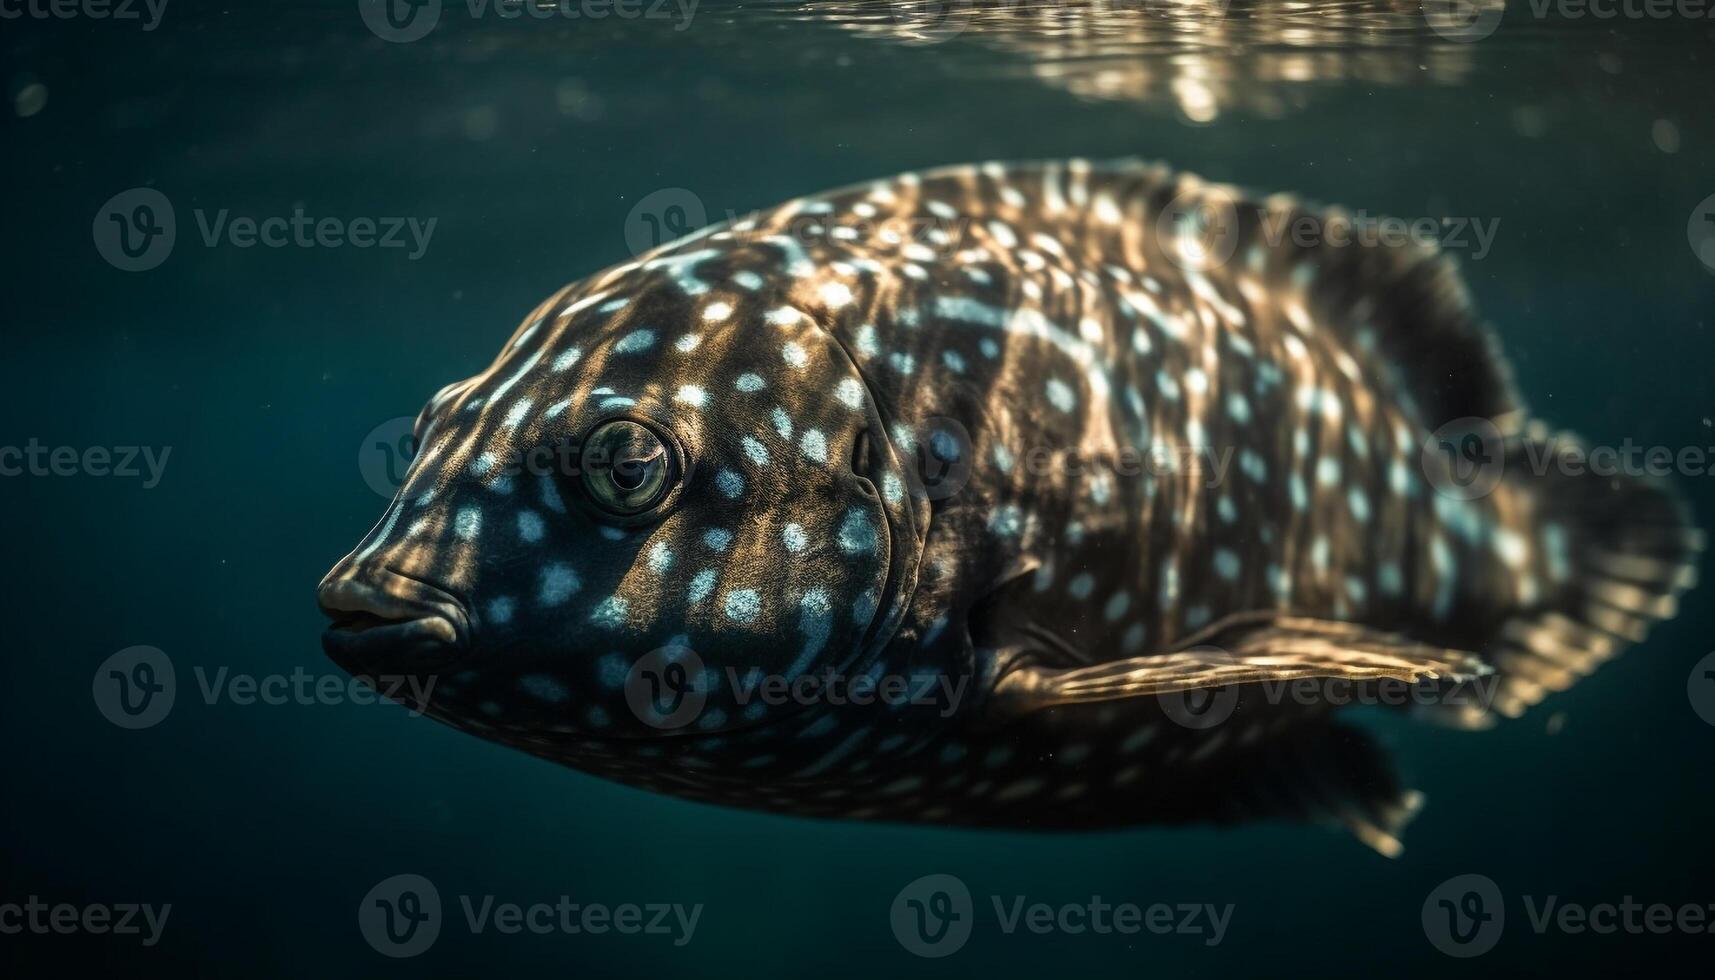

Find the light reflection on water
[[773, 0, 1513, 122]]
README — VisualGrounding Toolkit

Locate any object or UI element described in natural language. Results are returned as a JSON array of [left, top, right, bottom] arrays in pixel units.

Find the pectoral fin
[[983, 612, 1490, 723]]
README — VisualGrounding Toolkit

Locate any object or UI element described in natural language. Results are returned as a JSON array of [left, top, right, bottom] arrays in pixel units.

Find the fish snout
[[317, 566, 468, 676]]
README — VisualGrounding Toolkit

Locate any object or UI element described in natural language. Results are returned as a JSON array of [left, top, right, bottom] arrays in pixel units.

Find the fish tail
[[1432, 425, 1703, 727]]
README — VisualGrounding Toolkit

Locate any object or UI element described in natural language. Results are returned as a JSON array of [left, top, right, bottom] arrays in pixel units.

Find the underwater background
[[3, 0, 1714, 975]]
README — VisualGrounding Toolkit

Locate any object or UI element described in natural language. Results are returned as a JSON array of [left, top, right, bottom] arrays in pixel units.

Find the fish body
[[320, 160, 1698, 850]]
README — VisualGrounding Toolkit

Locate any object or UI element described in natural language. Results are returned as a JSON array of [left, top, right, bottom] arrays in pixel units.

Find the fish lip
[[317, 577, 468, 671]]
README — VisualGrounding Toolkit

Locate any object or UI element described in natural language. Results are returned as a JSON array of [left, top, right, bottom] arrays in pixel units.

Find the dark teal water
[[4, 1, 1714, 975]]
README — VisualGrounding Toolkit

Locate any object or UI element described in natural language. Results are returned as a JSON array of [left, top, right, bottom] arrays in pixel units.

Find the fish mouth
[[318, 575, 468, 673]]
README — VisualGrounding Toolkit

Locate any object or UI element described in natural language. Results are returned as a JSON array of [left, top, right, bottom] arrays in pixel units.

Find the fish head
[[319, 273, 924, 746]]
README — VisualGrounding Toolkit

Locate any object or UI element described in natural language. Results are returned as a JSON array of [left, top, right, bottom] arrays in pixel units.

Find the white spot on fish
[[518, 510, 544, 543], [800, 429, 828, 463], [590, 596, 629, 628], [454, 507, 482, 541], [688, 568, 718, 604], [647, 541, 674, 574], [1068, 573, 1094, 600], [1103, 592, 1130, 621], [835, 378, 865, 408], [724, 589, 762, 624], [1214, 549, 1241, 581], [818, 281, 853, 308], [837, 509, 876, 554], [614, 329, 655, 354], [1046, 378, 1076, 413], [503, 399, 533, 430], [538, 563, 580, 605]]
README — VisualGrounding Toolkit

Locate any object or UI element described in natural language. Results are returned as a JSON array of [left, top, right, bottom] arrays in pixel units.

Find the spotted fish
[[319, 160, 1700, 853]]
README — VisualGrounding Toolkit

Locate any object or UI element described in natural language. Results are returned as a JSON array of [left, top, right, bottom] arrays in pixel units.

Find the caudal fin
[[1436, 424, 1703, 728]]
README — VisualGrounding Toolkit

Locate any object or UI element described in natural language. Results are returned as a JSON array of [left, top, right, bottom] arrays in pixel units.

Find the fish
[[319, 159, 1700, 854]]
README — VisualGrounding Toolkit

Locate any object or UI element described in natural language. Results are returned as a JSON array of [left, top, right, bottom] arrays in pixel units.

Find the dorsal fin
[[1143, 167, 1526, 433]]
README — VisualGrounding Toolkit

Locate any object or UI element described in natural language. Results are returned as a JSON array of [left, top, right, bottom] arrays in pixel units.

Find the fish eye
[[580, 419, 675, 517]]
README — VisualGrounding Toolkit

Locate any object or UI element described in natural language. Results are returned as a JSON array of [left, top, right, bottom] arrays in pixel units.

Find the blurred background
[[2, 0, 1713, 975]]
